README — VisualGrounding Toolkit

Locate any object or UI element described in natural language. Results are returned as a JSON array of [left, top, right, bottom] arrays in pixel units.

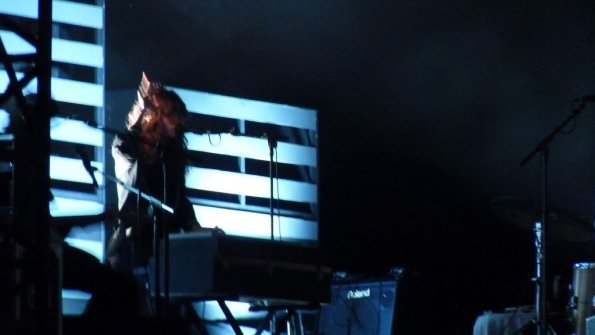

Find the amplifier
[[318, 274, 400, 335]]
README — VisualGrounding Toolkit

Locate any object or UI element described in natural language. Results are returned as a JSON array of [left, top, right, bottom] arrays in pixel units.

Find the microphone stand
[[227, 129, 280, 241], [85, 165, 174, 316], [265, 134, 277, 241], [520, 102, 587, 335], [72, 119, 176, 316]]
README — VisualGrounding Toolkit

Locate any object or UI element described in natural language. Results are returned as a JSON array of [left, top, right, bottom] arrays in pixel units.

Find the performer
[[107, 73, 201, 309]]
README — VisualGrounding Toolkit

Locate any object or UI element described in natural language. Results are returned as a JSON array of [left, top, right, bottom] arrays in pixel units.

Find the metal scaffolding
[[0, 0, 58, 334]]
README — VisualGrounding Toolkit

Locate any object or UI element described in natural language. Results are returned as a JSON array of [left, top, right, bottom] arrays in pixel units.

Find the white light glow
[[0, 71, 104, 108], [0, 109, 9, 132], [51, 117, 103, 146], [186, 133, 317, 167], [175, 85, 319, 242], [50, 196, 104, 217], [0, 0, 319, 247], [62, 289, 90, 316], [0, 0, 107, 263], [174, 87, 317, 131], [64, 237, 103, 261], [192, 300, 268, 321], [0, 31, 103, 68], [53, 38, 104, 68], [50, 156, 103, 186], [0, 30, 35, 54], [194, 205, 318, 240], [187, 167, 317, 203], [0, 0, 103, 29]]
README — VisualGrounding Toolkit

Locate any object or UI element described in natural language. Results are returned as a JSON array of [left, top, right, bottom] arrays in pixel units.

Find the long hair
[[126, 85, 189, 165]]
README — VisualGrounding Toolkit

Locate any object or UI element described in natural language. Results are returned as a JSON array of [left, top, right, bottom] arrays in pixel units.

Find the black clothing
[[108, 132, 200, 272]]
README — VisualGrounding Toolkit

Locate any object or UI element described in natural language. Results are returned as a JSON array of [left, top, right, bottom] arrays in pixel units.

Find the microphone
[[75, 145, 98, 188]]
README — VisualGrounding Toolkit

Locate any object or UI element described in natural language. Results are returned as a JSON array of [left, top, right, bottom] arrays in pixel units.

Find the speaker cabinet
[[318, 275, 399, 335]]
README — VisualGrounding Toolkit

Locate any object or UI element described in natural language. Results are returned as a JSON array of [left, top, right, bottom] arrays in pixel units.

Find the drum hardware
[[491, 195, 595, 335], [568, 263, 595, 335], [491, 196, 594, 335], [516, 99, 591, 335]]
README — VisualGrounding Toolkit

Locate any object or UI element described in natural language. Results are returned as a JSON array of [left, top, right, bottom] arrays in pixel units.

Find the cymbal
[[491, 196, 593, 242]]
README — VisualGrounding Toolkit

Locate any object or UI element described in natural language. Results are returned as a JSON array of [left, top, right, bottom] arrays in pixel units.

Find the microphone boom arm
[[520, 105, 585, 167], [102, 172, 174, 214]]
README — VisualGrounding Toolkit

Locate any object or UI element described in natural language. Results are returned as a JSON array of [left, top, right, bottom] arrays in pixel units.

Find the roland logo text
[[347, 288, 370, 299]]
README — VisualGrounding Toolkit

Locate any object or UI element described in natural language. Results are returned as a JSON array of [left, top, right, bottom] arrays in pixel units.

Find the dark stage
[[104, 1, 595, 334], [2, 1, 595, 335]]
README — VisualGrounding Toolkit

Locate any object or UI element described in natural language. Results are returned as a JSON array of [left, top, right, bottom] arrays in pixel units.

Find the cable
[[274, 147, 282, 241]]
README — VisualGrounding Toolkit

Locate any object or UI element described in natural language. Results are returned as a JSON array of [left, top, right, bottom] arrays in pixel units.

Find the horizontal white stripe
[[194, 204, 318, 241], [0, 31, 103, 68], [0, 0, 103, 29], [173, 87, 317, 131], [186, 132, 317, 167], [186, 167, 317, 204], [53, 38, 103, 68], [50, 155, 103, 186], [51, 117, 103, 146], [54, 0, 103, 29], [0, 71, 104, 107], [50, 196, 104, 216], [0, 30, 35, 54]]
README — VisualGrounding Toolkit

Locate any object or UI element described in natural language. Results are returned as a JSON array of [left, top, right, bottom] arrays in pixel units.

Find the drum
[[571, 263, 595, 335]]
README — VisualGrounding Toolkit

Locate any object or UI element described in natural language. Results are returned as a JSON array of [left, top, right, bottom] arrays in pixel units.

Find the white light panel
[[174, 87, 317, 131], [194, 205, 318, 241], [186, 167, 317, 203], [0, 1, 107, 270], [51, 117, 104, 146], [0, 0, 103, 29], [173, 84, 319, 242], [0, 31, 103, 68], [186, 132, 317, 167]]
